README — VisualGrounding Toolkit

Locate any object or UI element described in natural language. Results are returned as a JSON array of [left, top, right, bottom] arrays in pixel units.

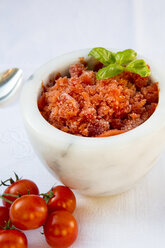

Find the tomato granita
[[38, 61, 159, 137]]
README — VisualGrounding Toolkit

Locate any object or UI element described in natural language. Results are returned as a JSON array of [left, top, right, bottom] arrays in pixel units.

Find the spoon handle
[[0, 68, 23, 105]]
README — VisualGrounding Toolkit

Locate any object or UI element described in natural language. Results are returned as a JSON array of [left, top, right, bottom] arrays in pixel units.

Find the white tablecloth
[[1, 0, 165, 247]]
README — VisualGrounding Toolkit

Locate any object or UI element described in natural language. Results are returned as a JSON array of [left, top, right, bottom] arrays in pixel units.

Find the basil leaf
[[126, 59, 150, 77], [88, 47, 116, 65], [115, 49, 137, 65], [97, 64, 124, 80]]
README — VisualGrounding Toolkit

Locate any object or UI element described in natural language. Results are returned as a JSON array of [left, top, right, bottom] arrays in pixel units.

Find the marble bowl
[[20, 49, 165, 196]]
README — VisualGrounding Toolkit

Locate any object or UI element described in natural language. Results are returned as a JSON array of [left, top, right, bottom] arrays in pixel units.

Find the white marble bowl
[[20, 49, 165, 196]]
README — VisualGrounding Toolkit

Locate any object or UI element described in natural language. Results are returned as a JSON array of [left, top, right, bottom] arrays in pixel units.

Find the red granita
[[38, 61, 159, 137]]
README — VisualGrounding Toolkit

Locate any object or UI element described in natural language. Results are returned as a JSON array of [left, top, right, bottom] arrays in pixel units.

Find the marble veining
[[28, 74, 34, 80], [51, 159, 62, 174], [61, 143, 73, 158]]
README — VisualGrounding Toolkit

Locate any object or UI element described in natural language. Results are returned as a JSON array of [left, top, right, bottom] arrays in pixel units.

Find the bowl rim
[[20, 48, 165, 147]]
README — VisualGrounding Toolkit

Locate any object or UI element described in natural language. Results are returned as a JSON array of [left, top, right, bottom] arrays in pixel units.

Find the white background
[[0, 0, 165, 247]]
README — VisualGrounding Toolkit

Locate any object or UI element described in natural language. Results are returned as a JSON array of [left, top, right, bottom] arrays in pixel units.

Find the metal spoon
[[0, 68, 23, 105]]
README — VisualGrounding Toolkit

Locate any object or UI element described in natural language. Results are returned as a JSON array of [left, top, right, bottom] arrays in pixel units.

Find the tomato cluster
[[0, 174, 78, 248]]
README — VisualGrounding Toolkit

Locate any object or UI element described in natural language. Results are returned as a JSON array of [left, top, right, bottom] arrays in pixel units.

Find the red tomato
[[47, 186, 76, 214], [9, 195, 48, 230], [0, 229, 27, 247], [0, 207, 9, 229], [3, 179, 39, 208], [44, 210, 78, 248]]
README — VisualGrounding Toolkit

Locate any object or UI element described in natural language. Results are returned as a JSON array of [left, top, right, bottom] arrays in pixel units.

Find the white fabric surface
[[0, 0, 165, 247]]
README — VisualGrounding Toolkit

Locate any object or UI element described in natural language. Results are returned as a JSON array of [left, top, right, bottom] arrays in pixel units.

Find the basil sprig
[[97, 64, 124, 80], [126, 59, 150, 77], [88, 47, 115, 65], [88, 47, 150, 79], [115, 49, 137, 65]]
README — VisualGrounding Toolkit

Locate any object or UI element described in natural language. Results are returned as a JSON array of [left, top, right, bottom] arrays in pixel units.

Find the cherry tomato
[[47, 186, 76, 214], [44, 210, 78, 248], [0, 207, 9, 229], [0, 229, 27, 247], [9, 195, 48, 230], [3, 179, 39, 208]]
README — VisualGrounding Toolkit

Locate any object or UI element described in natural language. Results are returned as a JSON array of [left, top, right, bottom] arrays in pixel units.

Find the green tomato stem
[[0, 196, 13, 204], [2, 193, 20, 198]]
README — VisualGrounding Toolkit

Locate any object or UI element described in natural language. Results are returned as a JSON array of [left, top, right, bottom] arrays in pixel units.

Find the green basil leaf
[[88, 47, 116, 65], [115, 49, 137, 65], [96, 64, 124, 80], [126, 59, 150, 77]]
